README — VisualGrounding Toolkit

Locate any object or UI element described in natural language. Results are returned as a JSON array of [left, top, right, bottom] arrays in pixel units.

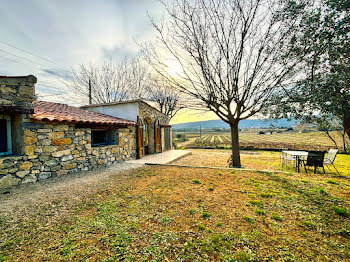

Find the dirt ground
[[1, 151, 349, 261], [0, 162, 143, 222]]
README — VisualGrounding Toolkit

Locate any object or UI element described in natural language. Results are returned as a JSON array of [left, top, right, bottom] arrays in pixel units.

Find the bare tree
[[68, 56, 149, 104], [142, 0, 301, 167], [146, 75, 184, 119]]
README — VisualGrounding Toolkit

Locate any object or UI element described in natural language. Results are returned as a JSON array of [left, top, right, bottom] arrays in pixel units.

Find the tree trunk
[[343, 116, 350, 152], [230, 121, 241, 167]]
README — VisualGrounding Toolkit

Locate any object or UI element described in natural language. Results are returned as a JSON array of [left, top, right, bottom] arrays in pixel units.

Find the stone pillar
[[0, 75, 36, 114]]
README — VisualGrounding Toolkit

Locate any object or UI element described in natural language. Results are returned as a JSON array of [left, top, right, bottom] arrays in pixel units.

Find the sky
[[0, 0, 217, 124]]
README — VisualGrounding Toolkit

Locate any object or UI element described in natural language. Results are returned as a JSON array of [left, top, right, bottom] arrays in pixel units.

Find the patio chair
[[300, 151, 325, 174], [281, 148, 295, 167], [324, 148, 340, 175]]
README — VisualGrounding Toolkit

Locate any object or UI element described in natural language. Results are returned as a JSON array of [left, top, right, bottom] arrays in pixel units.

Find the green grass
[[332, 206, 348, 217], [255, 209, 266, 216], [202, 212, 211, 218], [271, 213, 283, 221], [244, 216, 254, 223]]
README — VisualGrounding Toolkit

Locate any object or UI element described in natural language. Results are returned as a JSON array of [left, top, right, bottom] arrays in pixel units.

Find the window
[[91, 129, 119, 147], [0, 115, 12, 156]]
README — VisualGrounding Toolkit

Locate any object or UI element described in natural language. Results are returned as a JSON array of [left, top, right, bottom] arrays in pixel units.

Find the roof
[[32, 100, 136, 126], [80, 99, 167, 117]]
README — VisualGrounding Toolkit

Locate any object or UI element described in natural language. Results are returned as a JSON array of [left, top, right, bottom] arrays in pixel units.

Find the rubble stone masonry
[[0, 75, 36, 114], [0, 121, 136, 189]]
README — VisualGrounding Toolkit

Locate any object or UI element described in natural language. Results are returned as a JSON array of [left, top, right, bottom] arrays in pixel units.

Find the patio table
[[282, 150, 308, 172]]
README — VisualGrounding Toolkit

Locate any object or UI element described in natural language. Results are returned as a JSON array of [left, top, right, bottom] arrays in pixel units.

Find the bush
[[176, 134, 182, 139], [258, 131, 265, 135]]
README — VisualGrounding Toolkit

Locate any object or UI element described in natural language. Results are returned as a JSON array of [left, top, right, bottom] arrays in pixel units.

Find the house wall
[[84, 102, 139, 122], [0, 75, 36, 114], [139, 102, 169, 154], [0, 120, 136, 190]]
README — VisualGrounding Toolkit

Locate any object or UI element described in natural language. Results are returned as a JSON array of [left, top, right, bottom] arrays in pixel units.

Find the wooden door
[[164, 127, 171, 151], [137, 117, 144, 159], [154, 120, 161, 153]]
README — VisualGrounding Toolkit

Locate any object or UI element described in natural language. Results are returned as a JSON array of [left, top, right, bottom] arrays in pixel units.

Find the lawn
[[1, 154, 349, 261], [174, 149, 350, 176]]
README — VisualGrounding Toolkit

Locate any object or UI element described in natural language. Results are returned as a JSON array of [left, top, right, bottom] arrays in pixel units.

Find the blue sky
[[0, 0, 162, 101]]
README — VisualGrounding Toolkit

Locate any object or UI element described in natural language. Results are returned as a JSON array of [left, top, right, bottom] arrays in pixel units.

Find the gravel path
[[0, 161, 144, 219]]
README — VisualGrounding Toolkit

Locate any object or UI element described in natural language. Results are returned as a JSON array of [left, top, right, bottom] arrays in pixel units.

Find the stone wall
[[139, 102, 169, 125], [0, 75, 36, 114], [0, 120, 136, 190], [138, 102, 170, 154]]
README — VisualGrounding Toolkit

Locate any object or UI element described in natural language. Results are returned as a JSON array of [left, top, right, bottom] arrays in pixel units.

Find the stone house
[[0, 75, 171, 190], [81, 100, 172, 158]]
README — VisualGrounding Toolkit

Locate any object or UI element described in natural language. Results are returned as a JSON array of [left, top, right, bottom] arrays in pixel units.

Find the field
[[1, 152, 349, 261], [175, 130, 345, 152]]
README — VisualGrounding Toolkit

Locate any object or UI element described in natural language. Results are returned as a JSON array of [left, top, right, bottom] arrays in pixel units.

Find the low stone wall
[[0, 120, 136, 189]]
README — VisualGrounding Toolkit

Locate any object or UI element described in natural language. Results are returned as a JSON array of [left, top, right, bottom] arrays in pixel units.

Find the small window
[[0, 115, 12, 156], [91, 129, 119, 147]]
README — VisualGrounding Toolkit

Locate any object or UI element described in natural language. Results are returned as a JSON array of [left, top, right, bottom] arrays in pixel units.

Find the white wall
[[84, 103, 139, 122]]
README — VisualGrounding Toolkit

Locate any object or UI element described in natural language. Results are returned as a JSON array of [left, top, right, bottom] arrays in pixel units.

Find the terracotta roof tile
[[32, 100, 135, 126]]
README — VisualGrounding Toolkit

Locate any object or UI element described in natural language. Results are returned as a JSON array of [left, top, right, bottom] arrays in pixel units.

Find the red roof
[[32, 100, 135, 126]]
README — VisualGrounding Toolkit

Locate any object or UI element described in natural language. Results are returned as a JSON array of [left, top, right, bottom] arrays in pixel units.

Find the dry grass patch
[[0, 164, 350, 261]]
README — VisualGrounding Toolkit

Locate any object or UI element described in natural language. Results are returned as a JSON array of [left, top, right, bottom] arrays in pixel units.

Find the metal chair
[[324, 148, 340, 175], [300, 151, 326, 174], [281, 148, 295, 168]]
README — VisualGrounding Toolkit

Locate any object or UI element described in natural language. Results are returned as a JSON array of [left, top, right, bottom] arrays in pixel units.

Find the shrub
[[258, 131, 265, 135], [216, 222, 223, 227], [208, 187, 214, 191], [192, 179, 201, 184]]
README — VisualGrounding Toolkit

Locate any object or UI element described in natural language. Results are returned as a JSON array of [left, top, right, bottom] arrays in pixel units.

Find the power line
[[0, 48, 48, 68], [38, 93, 66, 97], [0, 40, 70, 71], [0, 54, 23, 65]]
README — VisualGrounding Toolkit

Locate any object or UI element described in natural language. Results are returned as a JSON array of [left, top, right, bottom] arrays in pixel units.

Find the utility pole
[[88, 78, 92, 105]]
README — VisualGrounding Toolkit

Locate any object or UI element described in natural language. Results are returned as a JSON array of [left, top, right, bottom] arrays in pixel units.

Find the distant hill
[[172, 119, 297, 130]]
